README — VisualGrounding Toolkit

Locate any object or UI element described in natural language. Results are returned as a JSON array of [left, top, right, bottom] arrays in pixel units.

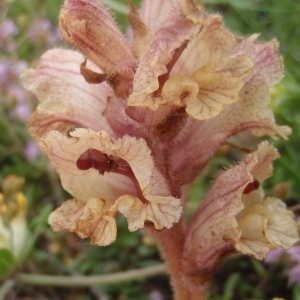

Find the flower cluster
[[22, 0, 298, 278]]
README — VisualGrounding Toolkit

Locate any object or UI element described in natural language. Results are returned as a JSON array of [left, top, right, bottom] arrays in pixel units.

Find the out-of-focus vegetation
[[0, 0, 299, 299]]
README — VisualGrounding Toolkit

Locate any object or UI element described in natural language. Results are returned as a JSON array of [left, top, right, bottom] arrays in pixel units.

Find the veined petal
[[39, 130, 136, 202], [186, 54, 252, 120], [264, 198, 299, 248], [104, 97, 147, 138], [59, 0, 135, 73], [126, 166, 182, 230], [232, 34, 284, 87], [22, 49, 112, 139], [144, 195, 181, 230], [183, 142, 299, 275], [48, 199, 87, 239], [41, 128, 181, 234], [140, 0, 178, 30], [116, 149, 182, 230], [183, 153, 252, 275], [117, 194, 181, 231], [128, 9, 253, 121], [59, 0, 136, 97], [128, 0, 209, 109], [139, 0, 205, 40], [116, 195, 146, 231], [170, 75, 290, 185], [172, 15, 240, 77], [172, 17, 253, 120], [48, 198, 117, 246], [76, 197, 117, 246], [236, 197, 299, 258], [128, 1, 150, 58]]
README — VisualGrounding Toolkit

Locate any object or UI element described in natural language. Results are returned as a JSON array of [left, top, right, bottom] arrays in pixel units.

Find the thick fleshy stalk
[[145, 188, 207, 300], [147, 226, 207, 299]]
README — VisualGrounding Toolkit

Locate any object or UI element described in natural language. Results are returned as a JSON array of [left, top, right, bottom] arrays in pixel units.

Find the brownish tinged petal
[[183, 142, 299, 277], [183, 160, 248, 276], [59, 0, 135, 73], [128, 1, 210, 109], [48, 199, 88, 239], [22, 49, 112, 139], [139, 0, 178, 30], [48, 198, 117, 246], [43, 128, 182, 242], [76, 197, 117, 246], [170, 16, 253, 120], [60, 0, 135, 97], [232, 34, 284, 87], [128, 1, 150, 58], [39, 130, 136, 203], [236, 197, 299, 258], [170, 75, 290, 185]]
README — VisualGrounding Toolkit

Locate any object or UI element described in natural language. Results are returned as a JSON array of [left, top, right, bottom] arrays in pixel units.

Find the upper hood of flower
[[59, 0, 135, 70]]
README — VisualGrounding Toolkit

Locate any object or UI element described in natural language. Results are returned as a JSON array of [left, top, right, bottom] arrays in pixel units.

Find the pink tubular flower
[[22, 0, 297, 256]]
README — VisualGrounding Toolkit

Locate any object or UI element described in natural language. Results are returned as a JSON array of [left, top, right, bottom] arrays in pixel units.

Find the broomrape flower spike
[[22, 0, 299, 298]]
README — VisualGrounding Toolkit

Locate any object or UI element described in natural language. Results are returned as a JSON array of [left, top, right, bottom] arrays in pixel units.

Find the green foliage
[[0, 249, 15, 279]]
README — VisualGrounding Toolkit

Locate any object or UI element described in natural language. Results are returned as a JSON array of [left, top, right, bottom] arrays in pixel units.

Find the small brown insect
[[243, 178, 260, 194], [76, 149, 115, 175]]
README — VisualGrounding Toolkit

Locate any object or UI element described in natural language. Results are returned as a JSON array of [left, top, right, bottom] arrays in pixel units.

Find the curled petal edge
[[183, 141, 299, 276], [49, 193, 182, 246]]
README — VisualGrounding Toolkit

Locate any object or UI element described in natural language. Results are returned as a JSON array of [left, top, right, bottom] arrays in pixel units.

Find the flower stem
[[16, 264, 166, 287], [147, 223, 208, 300]]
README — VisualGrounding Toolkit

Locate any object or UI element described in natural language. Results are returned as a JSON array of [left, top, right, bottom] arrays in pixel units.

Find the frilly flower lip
[[41, 128, 181, 246], [128, 13, 254, 121], [183, 142, 300, 276]]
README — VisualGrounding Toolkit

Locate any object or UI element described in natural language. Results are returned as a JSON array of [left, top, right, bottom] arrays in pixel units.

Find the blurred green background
[[0, 0, 300, 299]]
